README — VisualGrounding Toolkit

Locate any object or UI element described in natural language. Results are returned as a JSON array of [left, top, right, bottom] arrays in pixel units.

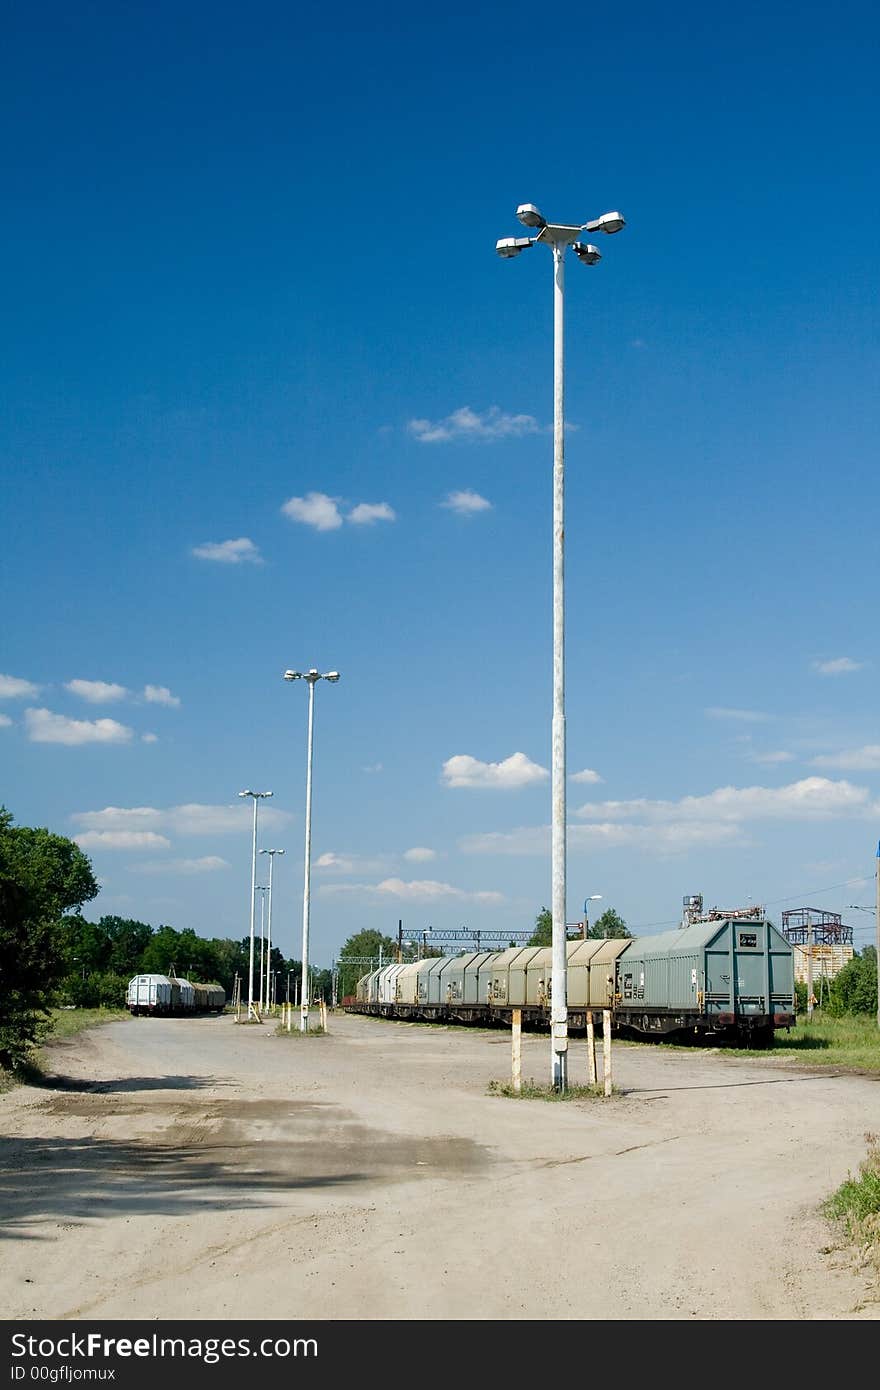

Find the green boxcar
[[614, 918, 794, 1043]]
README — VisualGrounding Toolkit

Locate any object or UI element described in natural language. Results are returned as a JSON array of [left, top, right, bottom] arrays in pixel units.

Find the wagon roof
[[626, 919, 776, 956]]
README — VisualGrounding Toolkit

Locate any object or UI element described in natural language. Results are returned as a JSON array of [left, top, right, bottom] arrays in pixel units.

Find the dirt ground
[[1, 1011, 878, 1321]]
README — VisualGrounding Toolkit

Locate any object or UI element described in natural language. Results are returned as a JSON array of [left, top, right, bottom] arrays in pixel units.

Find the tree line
[[0, 808, 329, 1071]]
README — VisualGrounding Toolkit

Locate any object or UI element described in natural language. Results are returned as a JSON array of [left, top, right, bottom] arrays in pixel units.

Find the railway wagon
[[615, 918, 794, 1045], [126, 974, 225, 1016], [349, 917, 795, 1044]]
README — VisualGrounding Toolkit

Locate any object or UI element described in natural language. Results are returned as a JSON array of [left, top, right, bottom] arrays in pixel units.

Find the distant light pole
[[260, 847, 285, 1015], [583, 894, 603, 938], [284, 667, 341, 1031], [238, 789, 273, 1019], [496, 200, 625, 1089], [256, 886, 269, 1009]]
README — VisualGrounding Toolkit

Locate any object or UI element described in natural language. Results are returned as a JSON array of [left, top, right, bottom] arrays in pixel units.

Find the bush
[[59, 972, 129, 1009], [828, 949, 878, 1017]]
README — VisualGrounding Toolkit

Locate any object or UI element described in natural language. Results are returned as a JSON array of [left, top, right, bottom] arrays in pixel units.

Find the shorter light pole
[[256, 886, 269, 1010], [260, 847, 285, 1016], [238, 789, 273, 1019], [583, 894, 602, 939]]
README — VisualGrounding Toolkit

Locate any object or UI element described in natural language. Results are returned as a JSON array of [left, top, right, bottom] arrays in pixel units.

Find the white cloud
[[571, 768, 603, 784], [460, 776, 880, 860], [281, 492, 343, 531], [749, 750, 795, 764], [72, 802, 290, 836], [403, 847, 437, 863], [442, 751, 549, 790], [315, 851, 358, 874], [143, 684, 181, 707], [575, 777, 874, 824], [192, 537, 263, 564], [132, 856, 229, 875], [812, 745, 880, 771], [141, 732, 159, 744], [705, 707, 771, 723], [315, 850, 389, 875], [25, 708, 134, 745], [347, 502, 397, 525], [440, 489, 492, 516], [461, 822, 743, 855], [0, 674, 40, 699], [73, 806, 164, 831], [65, 679, 129, 704], [813, 657, 864, 676], [0, 713, 12, 727], [321, 877, 504, 904], [362, 763, 384, 774], [408, 406, 542, 444], [168, 802, 290, 835], [75, 830, 172, 851]]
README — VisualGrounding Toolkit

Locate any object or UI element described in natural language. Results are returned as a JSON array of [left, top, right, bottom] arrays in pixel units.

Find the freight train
[[350, 917, 795, 1046], [126, 973, 226, 1016]]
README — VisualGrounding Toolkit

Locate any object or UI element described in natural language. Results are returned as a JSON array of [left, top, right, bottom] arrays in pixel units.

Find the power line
[[763, 875, 871, 907]]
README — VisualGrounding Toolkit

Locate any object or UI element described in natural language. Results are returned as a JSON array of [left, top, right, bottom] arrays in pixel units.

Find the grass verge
[[0, 1007, 130, 1091], [825, 1134, 880, 1272], [488, 1079, 613, 1100], [723, 1013, 880, 1071]]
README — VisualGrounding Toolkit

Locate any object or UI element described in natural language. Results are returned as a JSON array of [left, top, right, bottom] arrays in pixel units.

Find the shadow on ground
[[0, 1098, 489, 1239], [40, 1074, 229, 1094]]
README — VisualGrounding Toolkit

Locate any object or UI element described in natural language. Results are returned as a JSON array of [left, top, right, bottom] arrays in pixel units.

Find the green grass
[[45, 1007, 130, 1042], [723, 1013, 880, 1071], [488, 1078, 614, 1101], [273, 1023, 327, 1037], [825, 1134, 880, 1271]]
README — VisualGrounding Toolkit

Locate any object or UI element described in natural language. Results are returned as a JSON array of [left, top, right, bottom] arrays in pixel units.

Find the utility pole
[[806, 916, 814, 1022], [397, 919, 403, 964]]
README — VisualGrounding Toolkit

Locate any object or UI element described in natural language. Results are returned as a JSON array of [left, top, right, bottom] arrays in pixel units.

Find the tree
[[101, 917, 153, 977], [588, 908, 631, 940], [828, 947, 877, 1016], [337, 929, 399, 997], [528, 907, 552, 947], [0, 808, 99, 1069]]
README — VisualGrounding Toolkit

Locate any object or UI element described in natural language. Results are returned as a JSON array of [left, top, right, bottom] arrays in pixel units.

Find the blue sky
[[2, 0, 879, 964]]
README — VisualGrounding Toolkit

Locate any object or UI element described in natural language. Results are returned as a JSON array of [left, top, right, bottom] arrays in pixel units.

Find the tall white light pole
[[238, 789, 273, 1019], [284, 668, 341, 1031], [260, 847, 285, 1014], [496, 202, 625, 1090]]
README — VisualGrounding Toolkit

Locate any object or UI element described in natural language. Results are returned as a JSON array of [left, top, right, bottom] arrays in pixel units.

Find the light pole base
[[552, 1047, 568, 1093], [300, 1009, 309, 1033]]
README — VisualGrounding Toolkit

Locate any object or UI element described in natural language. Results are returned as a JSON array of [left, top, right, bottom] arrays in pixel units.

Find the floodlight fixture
[[517, 203, 547, 229], [496, 236, 533, 258], [583, 210, 626, 235], [573, 242, 602, 265]]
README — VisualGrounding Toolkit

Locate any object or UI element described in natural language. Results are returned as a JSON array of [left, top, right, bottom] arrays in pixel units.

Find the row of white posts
[[511, 1007, 612, 1096]]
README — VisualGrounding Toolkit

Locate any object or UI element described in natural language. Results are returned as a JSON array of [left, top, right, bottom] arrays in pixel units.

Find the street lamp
[[496, 201, 625, 1090], [284, 668, 341, 1031], [260, 847, 285, 1015], [583, 894, 603, 938], [238, 789, 273, 1019], [255, 886, 269, 1009]]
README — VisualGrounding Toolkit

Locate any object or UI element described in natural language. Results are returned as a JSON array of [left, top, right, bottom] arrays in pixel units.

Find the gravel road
[[1, 1012, 878, 1320]]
